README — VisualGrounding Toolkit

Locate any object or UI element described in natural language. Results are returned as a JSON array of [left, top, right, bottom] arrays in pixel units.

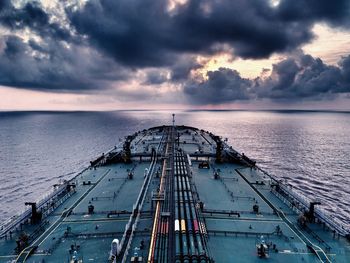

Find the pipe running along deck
[[0, 124, 349, 263]]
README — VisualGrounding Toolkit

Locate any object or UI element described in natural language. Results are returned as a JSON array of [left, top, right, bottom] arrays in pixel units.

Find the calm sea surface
[[0, 110, 349, 227]]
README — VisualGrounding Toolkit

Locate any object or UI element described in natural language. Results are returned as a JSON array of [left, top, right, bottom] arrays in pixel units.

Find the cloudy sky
[[0, 0, 350, 110]]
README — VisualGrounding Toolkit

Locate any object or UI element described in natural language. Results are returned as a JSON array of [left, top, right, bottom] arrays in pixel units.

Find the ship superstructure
[[0, 123, 349, 262]]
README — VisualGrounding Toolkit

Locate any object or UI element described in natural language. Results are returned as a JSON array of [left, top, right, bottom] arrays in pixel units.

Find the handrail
[[236, 168, 331, 263], [0, 177, 79, 238], [227, 145, 350, 237], [0, 142, 125, 238]]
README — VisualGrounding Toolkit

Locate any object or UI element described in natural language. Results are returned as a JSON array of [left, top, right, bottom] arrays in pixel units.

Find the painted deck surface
[[0, 126, 349, 262]]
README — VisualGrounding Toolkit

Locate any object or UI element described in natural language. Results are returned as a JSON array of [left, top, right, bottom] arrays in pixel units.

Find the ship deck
[[0, 125, 349, 262]]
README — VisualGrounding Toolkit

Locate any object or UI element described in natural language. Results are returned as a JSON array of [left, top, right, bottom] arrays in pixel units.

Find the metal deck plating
[[0, 124, 349, 262]]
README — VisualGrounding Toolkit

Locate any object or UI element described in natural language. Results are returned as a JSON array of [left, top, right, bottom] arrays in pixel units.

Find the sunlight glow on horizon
[[194, 23, 350, 80], [1, 17, 350, 110]]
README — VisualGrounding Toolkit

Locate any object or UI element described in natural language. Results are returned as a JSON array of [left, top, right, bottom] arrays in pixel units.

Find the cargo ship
[[1, 118, 349, 262]]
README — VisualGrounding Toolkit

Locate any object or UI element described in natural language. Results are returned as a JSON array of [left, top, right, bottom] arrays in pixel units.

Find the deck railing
[[0, 163, 93, 239], [224, 144, 349, 236], [0, 142, 127, 239]]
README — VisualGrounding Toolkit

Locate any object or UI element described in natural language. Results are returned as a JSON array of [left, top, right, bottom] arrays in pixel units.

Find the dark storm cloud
[[0, 0, 12, 12], [257, 53, 349, 100], [143, 56, 203, 85], [143, 71, 168, 85], [185, 53, 350, 104], [0, 1, 131, 92], [67, 0, 174, 67], [67, 0, 350, 66], [339, 55, 350, 85], [184, 68, 252, 104], [67, 0, 310, 66], [170, 57, 203, 82], [0, 1, 71, 41], [0, 35, 129, 91], [0, 0, 349, 100], [277, 0, 350, 27], [0, 35, 88, 90]]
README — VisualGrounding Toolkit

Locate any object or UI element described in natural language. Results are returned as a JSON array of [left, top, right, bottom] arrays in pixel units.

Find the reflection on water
[[0, 110, 349, 225]]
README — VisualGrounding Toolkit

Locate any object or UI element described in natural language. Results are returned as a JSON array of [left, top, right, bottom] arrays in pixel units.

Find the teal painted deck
[[0, 126, 349, 262]]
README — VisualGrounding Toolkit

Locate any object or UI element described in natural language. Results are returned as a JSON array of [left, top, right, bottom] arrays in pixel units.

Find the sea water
[[0, 110, 349, 227]]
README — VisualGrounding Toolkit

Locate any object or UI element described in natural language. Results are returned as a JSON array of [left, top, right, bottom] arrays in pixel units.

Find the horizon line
[[0, 109, 350, 114]]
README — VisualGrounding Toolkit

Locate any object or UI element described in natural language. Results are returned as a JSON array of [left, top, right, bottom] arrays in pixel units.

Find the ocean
[[0, 110, 349, 227]]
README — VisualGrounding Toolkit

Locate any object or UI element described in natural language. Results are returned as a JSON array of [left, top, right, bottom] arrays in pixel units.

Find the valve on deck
[[197, 201, 204, 211], [253, 204, 259, 214], [275, 225, 282, 235], [131, 246, 143, 262], [214, 171, 220, 180], [198, 161, 209, 169], [69, 244, 82, 263], [88, 204, 94, 214], [256, 236, 269, 258], [16, 232, 29, 252]]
